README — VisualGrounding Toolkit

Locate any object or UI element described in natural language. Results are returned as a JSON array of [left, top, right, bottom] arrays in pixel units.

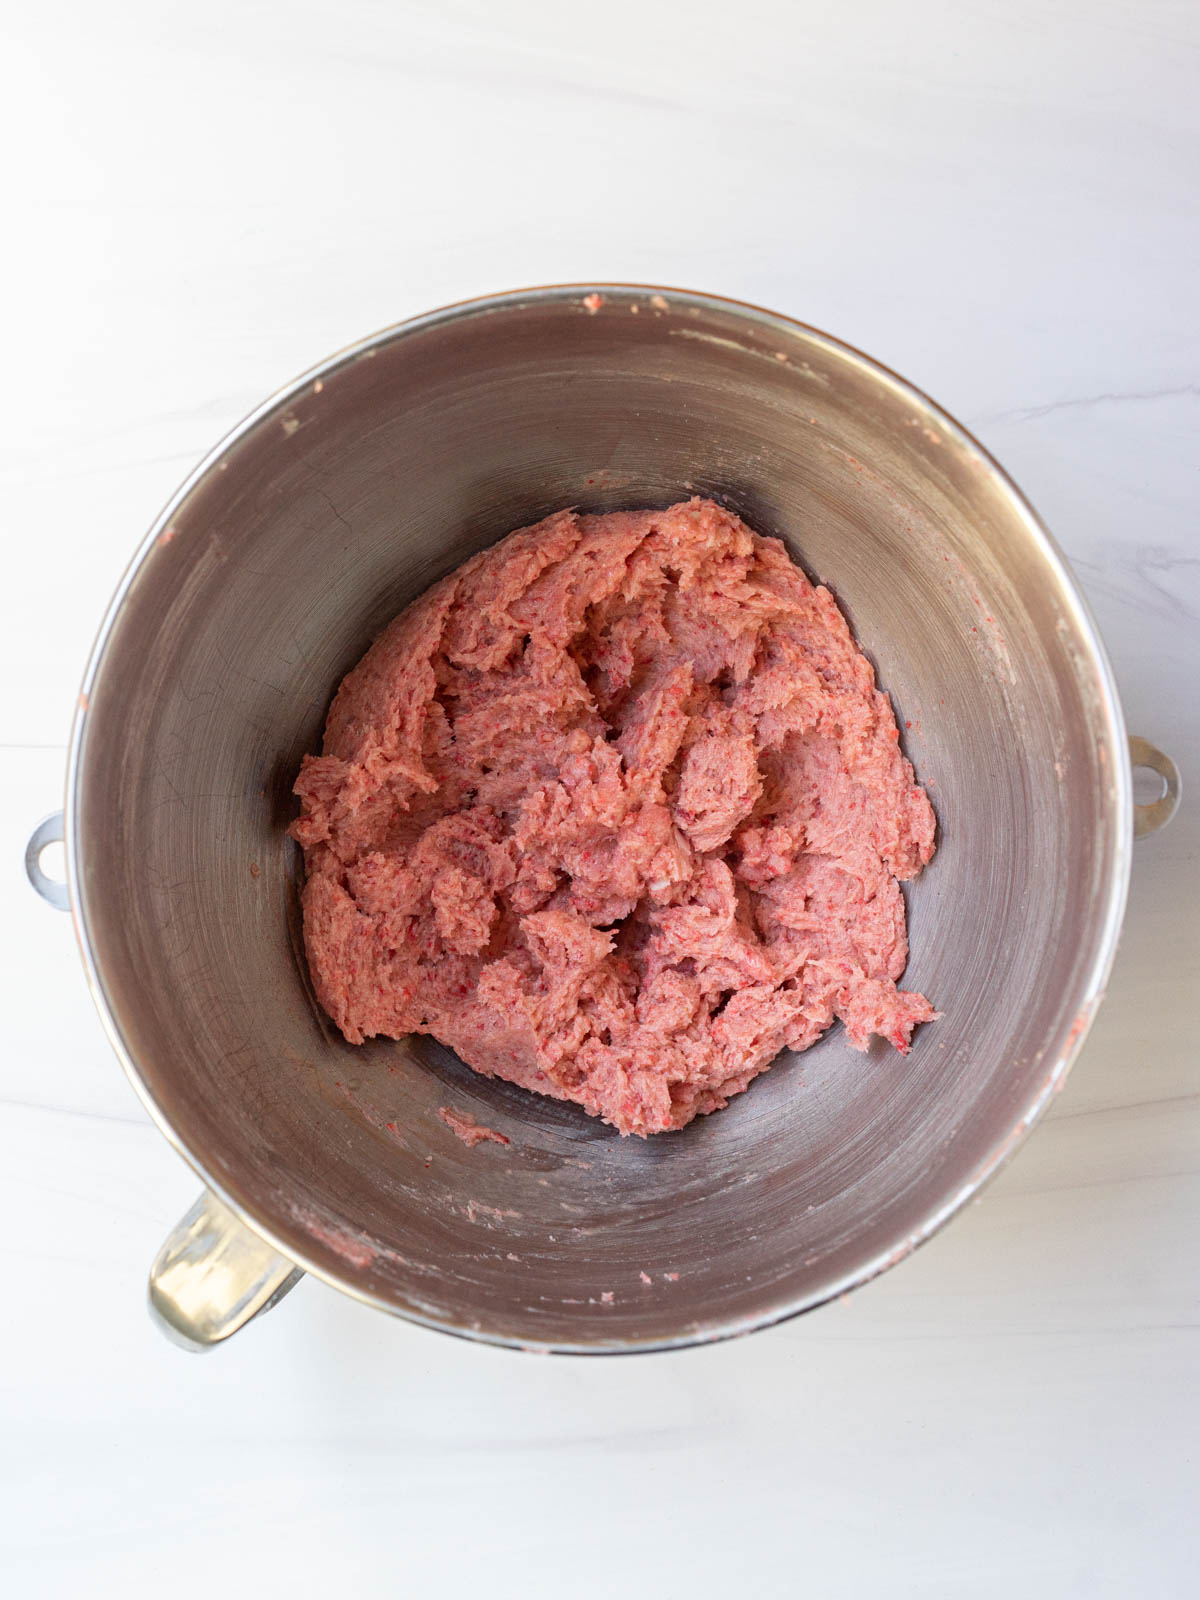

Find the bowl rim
[[63, 282, 1133, 1353]]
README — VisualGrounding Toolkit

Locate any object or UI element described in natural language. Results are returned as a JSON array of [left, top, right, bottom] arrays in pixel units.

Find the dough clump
[[293, 499, 936, 1135]]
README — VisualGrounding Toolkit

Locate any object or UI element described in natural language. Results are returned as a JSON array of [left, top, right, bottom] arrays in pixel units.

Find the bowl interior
[[72, 288, 1126, 1348]]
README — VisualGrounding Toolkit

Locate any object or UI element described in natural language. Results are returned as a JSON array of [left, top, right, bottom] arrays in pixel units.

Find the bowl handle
[[148, 1189, 303, 1351], [1129, 736, 1181, 840], [25, 812, 69, 910]]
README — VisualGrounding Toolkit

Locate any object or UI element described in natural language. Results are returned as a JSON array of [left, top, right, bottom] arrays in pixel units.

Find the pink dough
[[437, 1106, 510, 1148], [292, 498, 937, 1136]]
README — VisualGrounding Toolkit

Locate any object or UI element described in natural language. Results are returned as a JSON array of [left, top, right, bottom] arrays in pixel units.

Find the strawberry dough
[[292, 498, 936, 1136], [437, 1106, 510, 1148]]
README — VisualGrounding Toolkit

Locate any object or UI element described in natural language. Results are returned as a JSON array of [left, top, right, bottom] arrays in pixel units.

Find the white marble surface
[[1, 2, 1197, 1594]]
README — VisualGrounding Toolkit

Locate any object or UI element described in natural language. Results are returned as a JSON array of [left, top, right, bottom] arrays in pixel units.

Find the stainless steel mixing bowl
[[28, 286, 1180, 1351]]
